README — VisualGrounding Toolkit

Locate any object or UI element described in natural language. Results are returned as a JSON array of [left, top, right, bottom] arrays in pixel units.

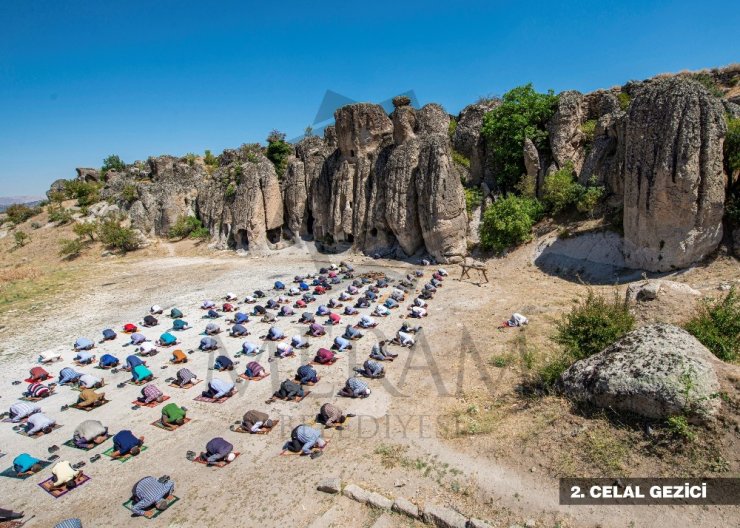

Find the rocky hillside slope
[[56, 65, 740, 269]]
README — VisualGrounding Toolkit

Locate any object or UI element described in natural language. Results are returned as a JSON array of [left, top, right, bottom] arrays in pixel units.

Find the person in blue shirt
[[232, 312, 249, 324], [13, 453, 43, 475], [265, 326, 284, 341], [73, 337, 95, 351], [172, 319, 190, 331], [274, 280, 285, 290], [110, 430, 144, 459], [199, 337, 219, 351], [125, 355, 145, 371], [296, 364, 318, 385], [157, 332, 178, 347], [282, 425, 326, 458], [241, 341, 260, 355], [99, 354, 119, 369], [58, 367, 82, 385], [74, 351, 95, 365], [101, 328, 117, 342], [229, 324, 249, 337], [332, 336, 352, 351], [214, 356, 234, 371]]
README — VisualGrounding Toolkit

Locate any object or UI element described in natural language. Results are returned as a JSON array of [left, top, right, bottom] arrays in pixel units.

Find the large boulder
[[558, 324, 721, 420], [622, 78, 727, 271], [548, 90, 588, 174], [75, 167, 101, 183], [452, 100, 499, 186]]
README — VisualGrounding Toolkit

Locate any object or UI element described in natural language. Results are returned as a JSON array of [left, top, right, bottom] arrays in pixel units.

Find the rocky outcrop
[[622, 77, 727, 271], [548, 90, 588, 174], [75, 168, 101, 183], [452, 100, 499, 186], [558, 323, 721, 420]]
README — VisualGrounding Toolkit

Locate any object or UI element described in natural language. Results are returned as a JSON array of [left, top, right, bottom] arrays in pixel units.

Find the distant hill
[[0, 196, 45, 213]]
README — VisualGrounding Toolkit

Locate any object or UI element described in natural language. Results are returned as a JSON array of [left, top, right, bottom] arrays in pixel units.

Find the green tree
[[5, 204, 41, 225], [481, 84, 558, 191], [266, 130, 293, 178], [63, 180, 101, 206], [101, 155, 126, 173], [73, 221, 97, 241], [479, 195, 543, 253], [58, 238, 84, 259], [97, 218, 140, 252]]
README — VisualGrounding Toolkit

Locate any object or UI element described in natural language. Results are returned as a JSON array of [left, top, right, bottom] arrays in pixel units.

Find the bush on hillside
[[481, 84, 558, 191], [58, 238, 84, 259], [684, 287, 739, 362], [48, 205, 74, 225], [73, 221, 97, 241], [479, 195, 543, 253], [5, 204, 41, 225], [64, 180, 101, 206], [555, 290, 635, 361], [97, 218, 139, 252], [542, 163, 604, 216], [464, 187, 483, 215], [13, 231, 29, 248], [266, 130, 293, 178]]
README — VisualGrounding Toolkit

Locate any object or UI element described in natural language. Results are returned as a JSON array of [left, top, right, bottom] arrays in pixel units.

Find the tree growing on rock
[[266, 130, 293, 179], [101, 154, 126, 174]]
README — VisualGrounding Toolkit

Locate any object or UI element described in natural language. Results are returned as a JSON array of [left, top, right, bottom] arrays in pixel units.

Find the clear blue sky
[[1, 0, 738, 196]]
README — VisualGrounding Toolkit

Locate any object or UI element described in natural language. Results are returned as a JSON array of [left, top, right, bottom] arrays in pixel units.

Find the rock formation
[[558, 323, 721, 420], [452, 100, 499, 186], [622, 77, 727, 271]]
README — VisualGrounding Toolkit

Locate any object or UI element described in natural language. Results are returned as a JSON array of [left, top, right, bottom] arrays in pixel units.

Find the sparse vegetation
[[463, 187, 482, 215], [479, 195, 543, 253], [97, 217, 140, 252], [452, 150, 470, 168], [58, 238, 84, 259], [13, 231, 29, 248], [618, 91, 631, 111], [5, 203, 41, 225], [204, 150, 219, 173], [169, 215, 210, 240], [691, 73, 724, 98], [666, 415, 696, 442], [555, 289, 634, 361], [101, 154, 126, 173], [48, 205, 74, 225], [580, 119, 597, 142], [448, 117, 457, 140], [266, 130, 292, 178], [684, 287, 739, 362], [63, 180, 101, 206], [121, 184, 138, 204], [224, 183, 237, 199], [542, 163, 604, 216], [481, 83, 558, 191]]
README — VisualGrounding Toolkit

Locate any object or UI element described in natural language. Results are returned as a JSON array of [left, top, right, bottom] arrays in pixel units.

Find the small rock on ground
[[424, 503, 468, 528], [393, 496, 420, 518], [317, 476, 341, 494]]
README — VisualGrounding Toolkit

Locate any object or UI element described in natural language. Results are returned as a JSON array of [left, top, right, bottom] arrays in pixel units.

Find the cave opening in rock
[[306, 209, 314, 236], [370, 227, 378, 237], [267, 227, 281, 244], [346, 233, 354, 243], [231, 229, 249, 250]]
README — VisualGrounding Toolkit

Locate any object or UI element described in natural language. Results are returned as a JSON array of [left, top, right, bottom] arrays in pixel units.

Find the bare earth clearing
[[0, 226, 738, 527]]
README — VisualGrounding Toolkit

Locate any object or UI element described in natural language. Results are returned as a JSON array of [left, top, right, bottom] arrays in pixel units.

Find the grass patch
[[684, 287, 739, 362], [584, 428, 630, 474], [0, 267, 85, 314]]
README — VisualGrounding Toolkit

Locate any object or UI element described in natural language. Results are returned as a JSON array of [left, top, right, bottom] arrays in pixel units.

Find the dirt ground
[[0, 213, 739, 527]]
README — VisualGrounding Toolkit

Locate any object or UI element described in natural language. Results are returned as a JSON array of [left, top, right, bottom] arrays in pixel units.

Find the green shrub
[[576, 184, 605, 216], [184, 153, 197, 166], [684, 287, 739, 362], [464, 188, 483, 215], [580, 119, 597, 143], [13, 231, 29, 248], [452, 150, 470, 169], [30, 222, 41, 230], [666, 415, 696, 442], [121, 184, 138, 204], [189, 226, 210, 240], [479, 195, 543, 253], [536, 353, 573, 393], [448, 118, 457, 140], [169, 215, 208, 240], [63, 180, 101, 206], [617, 92, 631, 111], [204, 150, 219, 172], [97, 218, 139, 252], [224, 183, 237, 199], [48, 190, 66, 203], [48, 205, 74, 225], [5, 204, 41, 225], [543, 163, 581, 214], [73, 221, 97, 241], [481, 83, 558, 191], [266, 130, 293, 178], [58, 238, 84, 259], [101, 154, 126, 173], [555, 290, 634, 361]]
